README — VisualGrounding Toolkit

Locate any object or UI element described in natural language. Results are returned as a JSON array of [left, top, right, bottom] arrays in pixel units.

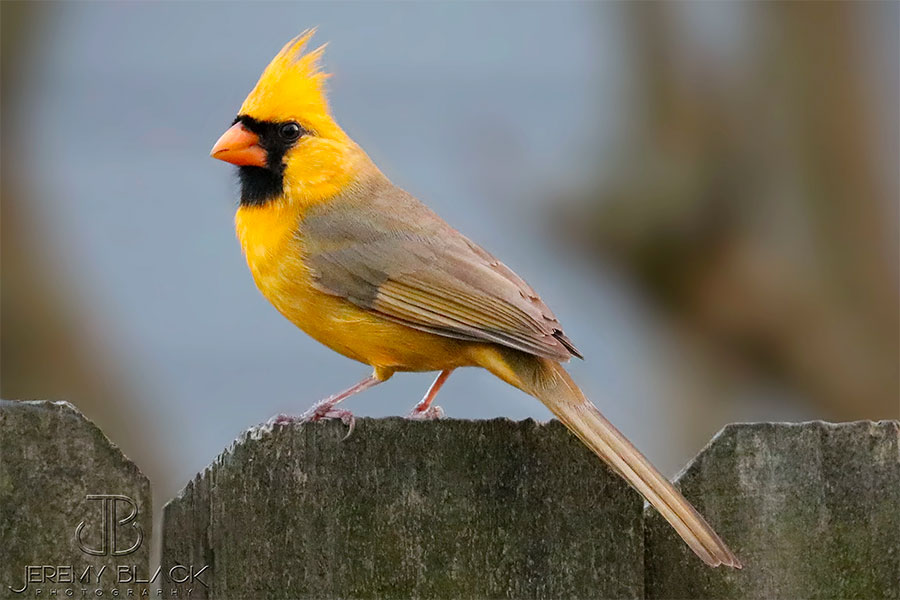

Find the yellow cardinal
[[210, 31, 741, 569]]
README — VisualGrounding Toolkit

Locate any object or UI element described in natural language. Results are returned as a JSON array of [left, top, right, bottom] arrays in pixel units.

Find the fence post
[[6, 399, 896, 599], [0, 400, 152, 599], [644, 420, 900, 599], [161, 418, 645, 599]]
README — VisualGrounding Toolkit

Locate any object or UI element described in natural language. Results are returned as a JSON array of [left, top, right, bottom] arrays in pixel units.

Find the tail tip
[[711, 552, 743, 570]]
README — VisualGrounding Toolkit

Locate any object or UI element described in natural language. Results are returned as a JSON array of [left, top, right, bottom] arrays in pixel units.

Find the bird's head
[[211, 30, 362, 206]]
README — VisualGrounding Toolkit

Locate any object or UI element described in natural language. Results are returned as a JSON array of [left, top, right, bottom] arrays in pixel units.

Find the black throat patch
[[234, 115, 304, 207]]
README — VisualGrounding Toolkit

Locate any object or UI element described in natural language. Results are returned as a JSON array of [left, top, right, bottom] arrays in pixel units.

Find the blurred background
[[3, 0, 897, 533]]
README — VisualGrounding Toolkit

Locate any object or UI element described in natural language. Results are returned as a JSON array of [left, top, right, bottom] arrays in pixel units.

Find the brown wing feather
[[299, 174, 582, 361]]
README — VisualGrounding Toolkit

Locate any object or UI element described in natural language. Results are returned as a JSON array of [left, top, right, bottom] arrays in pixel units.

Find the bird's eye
[[279, 122, 302, 141]]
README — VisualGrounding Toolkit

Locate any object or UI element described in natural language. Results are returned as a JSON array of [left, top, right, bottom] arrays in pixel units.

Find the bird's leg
[[269, 375, 382, 435], [407, 369, 453, 420]]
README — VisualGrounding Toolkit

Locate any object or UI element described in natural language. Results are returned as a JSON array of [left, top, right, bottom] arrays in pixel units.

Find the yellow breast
[[234, 200, 473, 374], [235, 199, 352, 354]]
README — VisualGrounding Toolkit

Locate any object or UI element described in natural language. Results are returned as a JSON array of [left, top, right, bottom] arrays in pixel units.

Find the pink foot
[[406, 404, 445, 421], [267, 413, 302, 426], [267, 404, 356, 438], [300, 402, 356, 438]]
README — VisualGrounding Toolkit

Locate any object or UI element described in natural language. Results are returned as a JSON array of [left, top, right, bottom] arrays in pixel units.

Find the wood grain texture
[[161, 418, 643, 599], [0, 400, 152, 598], [644, 421, 900, 599]]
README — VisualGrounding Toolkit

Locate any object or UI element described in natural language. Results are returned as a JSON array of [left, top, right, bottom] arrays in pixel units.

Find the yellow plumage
[[215, 32, 741, 569], [239, 30, 333, 136]]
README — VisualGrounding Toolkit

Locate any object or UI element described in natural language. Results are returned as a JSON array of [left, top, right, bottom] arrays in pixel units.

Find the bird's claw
[[267, 413, 303, 426], [266, 403, 356, 439], [406, 404, 445, 421], [299, 403, 356, 439]]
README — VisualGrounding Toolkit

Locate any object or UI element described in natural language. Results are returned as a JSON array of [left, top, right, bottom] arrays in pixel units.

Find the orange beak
[[210, 122, 268, 167]]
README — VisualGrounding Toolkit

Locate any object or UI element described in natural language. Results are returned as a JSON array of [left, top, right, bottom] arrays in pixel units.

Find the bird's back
[[299, 168, 580, 360]]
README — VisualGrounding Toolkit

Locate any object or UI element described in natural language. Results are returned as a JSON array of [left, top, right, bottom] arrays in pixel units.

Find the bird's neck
[[235, 145, 386, 271], [284, 142, 379, 209]]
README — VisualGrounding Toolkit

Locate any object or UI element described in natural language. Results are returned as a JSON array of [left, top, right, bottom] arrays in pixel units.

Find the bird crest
[[239, 30, 335, 133]]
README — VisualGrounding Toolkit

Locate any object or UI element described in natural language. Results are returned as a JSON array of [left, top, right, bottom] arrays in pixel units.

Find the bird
[[210, 30, 741, 569]]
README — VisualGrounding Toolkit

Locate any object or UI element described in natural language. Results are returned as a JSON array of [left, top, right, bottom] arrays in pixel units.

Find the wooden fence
[[1, 400, 897, 599]]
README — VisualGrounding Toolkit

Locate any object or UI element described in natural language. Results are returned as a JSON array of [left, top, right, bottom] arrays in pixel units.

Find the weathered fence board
[[4, 400, 898, 599], [0, 400, 152, 599], [161, 418, 645, 599], [644, 421, 900, 599]]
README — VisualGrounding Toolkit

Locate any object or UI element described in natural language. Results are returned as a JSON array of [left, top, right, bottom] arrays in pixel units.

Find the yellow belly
[[235, 202, 475, 375]]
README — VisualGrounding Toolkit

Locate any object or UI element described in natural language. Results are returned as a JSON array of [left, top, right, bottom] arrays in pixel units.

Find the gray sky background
[[14, 2, 822, 500]]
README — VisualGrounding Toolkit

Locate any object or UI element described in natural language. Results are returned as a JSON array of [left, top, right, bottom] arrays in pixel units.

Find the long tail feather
[[487, 350, 741, 568]]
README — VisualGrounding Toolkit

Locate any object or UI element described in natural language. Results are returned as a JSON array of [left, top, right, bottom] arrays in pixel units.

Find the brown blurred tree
[[1, 2, 172, 508], [561, 2, 898, 422]]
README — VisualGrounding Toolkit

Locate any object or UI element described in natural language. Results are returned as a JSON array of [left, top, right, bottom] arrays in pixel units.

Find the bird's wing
[[299, 179, 581, 361]]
